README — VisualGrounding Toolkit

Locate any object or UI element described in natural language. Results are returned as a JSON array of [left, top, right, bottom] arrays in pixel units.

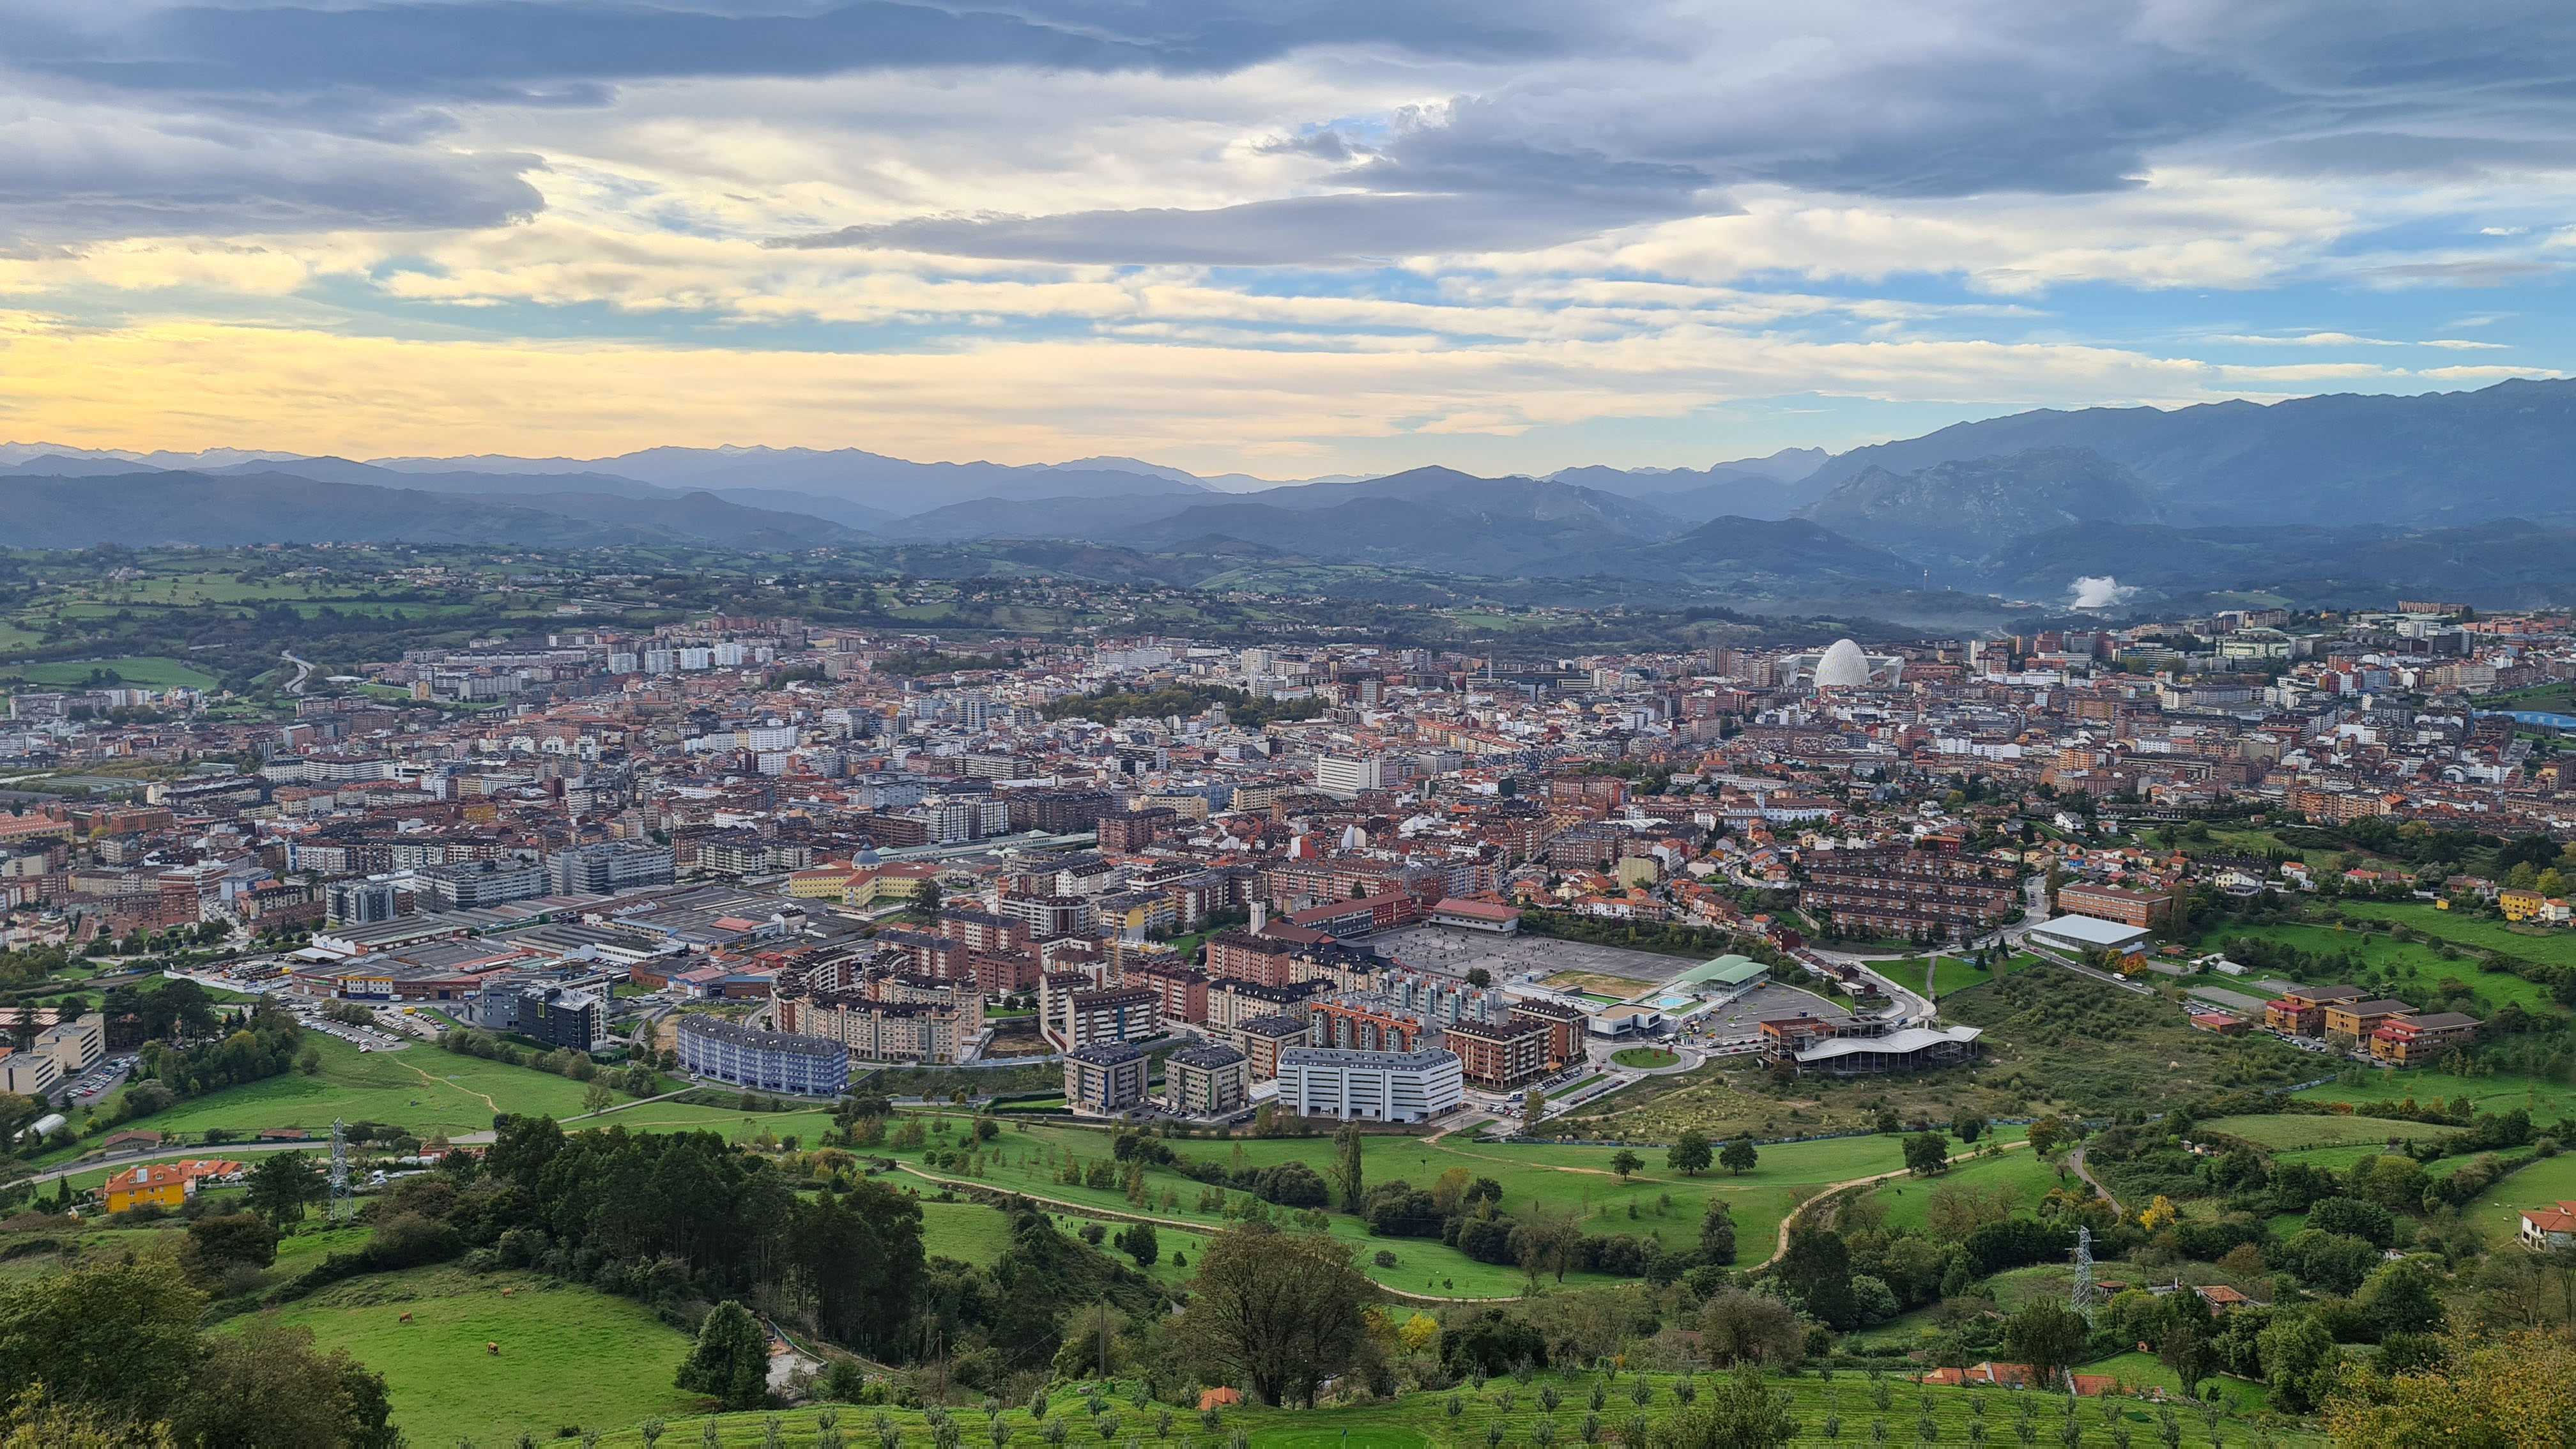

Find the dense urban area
[[3, 547, 2573, 1447]]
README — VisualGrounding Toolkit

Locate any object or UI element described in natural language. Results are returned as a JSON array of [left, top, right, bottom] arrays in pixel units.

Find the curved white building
[[1786, 638, 1905, 689]]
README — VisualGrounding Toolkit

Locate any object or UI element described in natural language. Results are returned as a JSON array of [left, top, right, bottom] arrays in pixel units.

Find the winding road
[[279, 650, 314, 695]]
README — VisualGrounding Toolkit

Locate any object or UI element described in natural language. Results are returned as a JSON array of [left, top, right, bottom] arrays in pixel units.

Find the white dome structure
[[1813, 638, 1873, 689]]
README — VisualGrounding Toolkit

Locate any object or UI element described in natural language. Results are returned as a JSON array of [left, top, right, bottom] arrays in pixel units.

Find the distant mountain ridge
[[1795, 448, 2171, 571], [11, 376, 2576, 606]]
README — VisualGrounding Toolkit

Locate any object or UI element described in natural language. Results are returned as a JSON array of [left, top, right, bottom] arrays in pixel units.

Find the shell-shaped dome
[[1814, 638, 1871, 687]]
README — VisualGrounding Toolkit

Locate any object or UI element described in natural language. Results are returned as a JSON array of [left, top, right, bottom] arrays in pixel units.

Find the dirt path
[[1748, 1138, 2032, 1271], [397, 1057, 500, 1112]]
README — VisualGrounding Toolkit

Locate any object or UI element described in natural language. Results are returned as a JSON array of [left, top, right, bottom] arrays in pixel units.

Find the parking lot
[[64, 1054, 139, 1105], [288, 1002, 411, 1053], [1370, 924, 1703, 992], [1674, 982, 1843, 1051]]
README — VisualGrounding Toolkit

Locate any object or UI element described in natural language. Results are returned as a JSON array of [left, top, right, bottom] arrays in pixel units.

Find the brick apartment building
[[1508, 997, 1590, 1071], [1442, 1016, 1551, 1089], [1799, 847, 2019, 941], [2056, 880, 2179, 931]]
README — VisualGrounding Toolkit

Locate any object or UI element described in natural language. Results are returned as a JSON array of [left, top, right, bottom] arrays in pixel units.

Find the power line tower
[[328, 1117, 352, 1222], [2071, 1225, 2096, 1321]]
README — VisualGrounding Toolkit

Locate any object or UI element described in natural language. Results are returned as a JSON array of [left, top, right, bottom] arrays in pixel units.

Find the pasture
[[269, 1265, 700, 1446], [0, 654, 221, 689], [546, 1363, 2320, 1446], [2463, 1149, 2576, 1248], [898, 1115, 2014, 1297]]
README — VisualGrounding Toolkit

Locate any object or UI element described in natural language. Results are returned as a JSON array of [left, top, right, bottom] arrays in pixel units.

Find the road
[[2066, 1144, 2123, 1217], [279, 650, 314, 694]]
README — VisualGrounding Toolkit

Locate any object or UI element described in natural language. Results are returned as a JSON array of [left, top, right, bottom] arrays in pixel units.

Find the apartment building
[[1162, 1041, 1252, 1118], [1064, 1039, 1150, 1117], [2369, 1011, 2482, 1065], [1442, 1015, 1551, 1089], [2263, 985, 2365, 1036]]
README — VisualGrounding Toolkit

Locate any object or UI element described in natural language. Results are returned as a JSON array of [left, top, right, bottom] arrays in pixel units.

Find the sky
[[1, 0, 2570, 478]]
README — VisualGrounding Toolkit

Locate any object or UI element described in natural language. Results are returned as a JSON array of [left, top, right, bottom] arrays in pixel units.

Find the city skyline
[[3, 1, 2572, 475]]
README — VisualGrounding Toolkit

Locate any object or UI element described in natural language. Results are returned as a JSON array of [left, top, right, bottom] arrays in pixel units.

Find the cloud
[[2068, 576, 2137, 608]]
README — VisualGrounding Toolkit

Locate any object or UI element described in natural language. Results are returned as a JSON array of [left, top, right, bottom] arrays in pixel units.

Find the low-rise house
[[2519, 1200, 2576, 1251]]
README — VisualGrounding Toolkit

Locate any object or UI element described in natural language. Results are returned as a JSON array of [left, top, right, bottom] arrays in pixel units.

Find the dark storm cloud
[[8, 1, 2576, 250]]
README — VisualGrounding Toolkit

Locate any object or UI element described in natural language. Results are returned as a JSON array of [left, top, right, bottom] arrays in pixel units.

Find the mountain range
[[11, 377, 2576, 611]]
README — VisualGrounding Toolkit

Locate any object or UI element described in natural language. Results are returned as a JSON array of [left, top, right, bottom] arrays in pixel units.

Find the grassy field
[[1873, 954, 2034, 1000], [2463, 1149, 2576, 1247], [1609, 1048, 1678, 1069], [77, 1034, 599, 1146], [546, 1365, 2320, 1447], [895, 1117, 1994, 1297], [2196, 1114, 2450, 1151], [2335, 900, 2576, 971], [0, 655, 222, 689], [2290, 1067, 2576, 1123], [2206, 914, 2566, 1014], [1856, 1144, 2066, 1236], [268, 1265, 700, 1445]]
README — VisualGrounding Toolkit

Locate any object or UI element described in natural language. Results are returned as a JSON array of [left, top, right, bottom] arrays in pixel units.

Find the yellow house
[[2502, 888, 2548, 922], [102, 1162, 192, 1213]]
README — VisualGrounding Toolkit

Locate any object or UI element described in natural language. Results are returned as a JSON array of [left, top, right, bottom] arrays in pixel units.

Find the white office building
[[1275, 1046, 1462, 1123], [1314, 753, 1384, 798]]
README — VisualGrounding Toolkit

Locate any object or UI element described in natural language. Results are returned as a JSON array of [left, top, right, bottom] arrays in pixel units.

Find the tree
[[1465, 969, 1492, 989], [2322, 1328, 2576, 1446], [1611, 1149, 1643, 1180], [2359, 1260, 2446, 1338], [0, 1256, 204, 1423], [1951, 1111, 1988, 1146], [2156, 1323, 2217, 1397], [2254, 1314, 2337, 1415], [243, 1151, 324, 1229], [185, 1213, 280, 1278], [1903, 1131, 1951, 1176], [1644, 1363, 1798, 1449], [1775, 1224, 1858, 1330], [1119, 1222, 1160, 1268], [1721, 1138, 1759, 1176], [172, 1319, 399, 1449], [1669, 1129, 1713, 1177], [914, 879, 943, 917], [1874, 1106, 1903, 1135], [583, 1078, 615, 1115], [2027, 1116, 2066, 1158], [1699, 1200, 1738, 1266], [2002, 1302, 2090, 1393], [1697, 1292, 1803, 1367], [1524, 1087, 1547, 1123], [676, 1301, 770, 1411], [1332, 1121, 1363, 1213], [1176, 1223, 1370, 1407]]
